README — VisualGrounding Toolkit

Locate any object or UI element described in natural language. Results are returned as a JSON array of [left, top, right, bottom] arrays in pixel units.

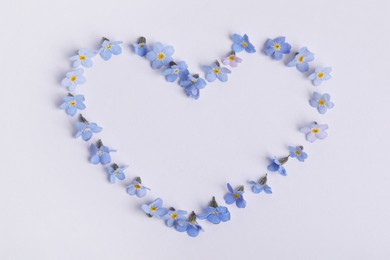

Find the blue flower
[[179, 74, 207, 100], [287, 47, 314, 73], [145, 42, 174, 69], [197, 196, 231, 224], [223, 183, 246, 208], [309, 67, 332, 86], [231, 33, 256, 53], [61, 68, 86, 91], [133, 37, 149, 57], [289, 146, 308, 162], [99, 38, 122, 61], [162, 61, 189, 82], [126, 177, 150, 198], [300, 122, 329, 143], [75, 114, 102, 141], [267, 157, 288, 176], [89, 140, 116, 165], [164, 208, 187, 227], [263, 37, 291, 60], [248, 174, 272, 194], [202, 61, 231, 82], [309, 92, 335, 114], [141, 198, 168, 218], [107, 163, 128, 183], [176, 211, 203, 237], [59, 94, 86, 116], [70, 49, 97, 68]]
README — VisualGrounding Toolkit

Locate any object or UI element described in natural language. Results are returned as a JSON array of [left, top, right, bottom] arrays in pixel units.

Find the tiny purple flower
[[222, 52, 242, 68], [223, 183, 246, 208], [248, 174, 272, 194], [263, 36, 291, 60], [61, 68, 86, 92], [107, 163, 127, 183]]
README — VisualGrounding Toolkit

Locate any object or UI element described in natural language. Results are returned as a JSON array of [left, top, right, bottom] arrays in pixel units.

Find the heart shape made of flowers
[[59, 34, 334, 237]]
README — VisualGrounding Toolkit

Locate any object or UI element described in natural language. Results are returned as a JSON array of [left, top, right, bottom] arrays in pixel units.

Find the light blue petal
[[206, 72, 217, 82], [208, 214, 220, 224], [297, 62, 309, 72], [187, 225, 200, 237], [90, 154, 100, 164], [217, 72, 228, 82], [81, 130, 93, 141], [236, 199, 246, 208], [146, 51, 157, 61], [100, 153, 111, 165], [136, 188, 147, 198], [224, 193, 236, 204], [233, 43, 244, 52]]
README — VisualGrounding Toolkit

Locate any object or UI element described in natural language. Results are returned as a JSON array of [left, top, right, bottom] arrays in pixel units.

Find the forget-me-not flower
[[224, 183, 246, 208], [300, 122, 329, 143], [70, 49, 97, 68], [133, 37, 149, 57], [263, 37, 291, 60], [267, 157, 288, 176], [99, 38, 122, 61], [126, 177, 150, 198], [176, 211, 203, 237], [222, 52, 242, 67], [162, 61, 189, 82], [146, 42, 174, 69], [89, 139, 116, 165], [61, 68, 86, 91], [202, 61, 231, 82], [289, 146, 308, 162], [179, 74, 207, 100], [309, 67, 332, 86], [231, 33, 256, 53], [309, 92, 334, 114], [248, 174, 272, 194], [107, 163, 127, 183], [287, 47, 314, 73], [164, 207, 187, 228], [59, 94, 86, 116], [197, 196, 230, 224], [75, 114, 102, 141], [141, 198, 168, 218]]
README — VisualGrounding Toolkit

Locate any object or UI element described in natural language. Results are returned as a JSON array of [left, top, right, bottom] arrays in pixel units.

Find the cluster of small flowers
[[264, 36, 335, 115], [133, 37, 206, 100], [141, 179, 273, 238], [58, 38, 152, 190], [133, 34, 258, 99]]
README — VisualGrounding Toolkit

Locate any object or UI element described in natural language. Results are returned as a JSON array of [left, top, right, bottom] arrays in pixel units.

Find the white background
[[1, 0, 390, 259]]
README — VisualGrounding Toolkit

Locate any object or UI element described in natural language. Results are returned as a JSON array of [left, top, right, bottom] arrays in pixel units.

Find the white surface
[[1, 0, 390, 259]]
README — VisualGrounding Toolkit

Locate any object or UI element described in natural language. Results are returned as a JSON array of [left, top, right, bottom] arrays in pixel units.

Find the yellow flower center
[[229, 55, 235, 61], [298, 56, 305, 63], [151, 206, 157, 212], [105, 44, 112, 50], [317, 72, 325, 78], [213, 68, 221, 74], [319, 99, 326, 105], [312, 128, 320, 134], [114, 171, 120, 175], [157, 53, 165, 60], [69, 100, 77, 106], [70, 76, 77, 82], [295, 150, 301, 155], [140, 43, 145, 48], [241, 42, 248, 47], [274, 43, 281, 50], [171, 213, 178, 219], [79, 55, 86, 60], [234, 193, 241, 199], [173, 68, 180, 74], [211, 211, 219, 215], [135, 184, 141, 189]]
